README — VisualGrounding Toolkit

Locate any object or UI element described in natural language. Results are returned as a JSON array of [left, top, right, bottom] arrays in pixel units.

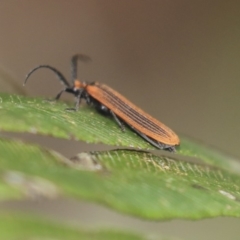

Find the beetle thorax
[[74, 80, 87, 90]]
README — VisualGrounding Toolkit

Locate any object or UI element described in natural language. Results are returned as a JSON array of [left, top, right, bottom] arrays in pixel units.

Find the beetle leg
[[54, 89, 66, 100], [46, 88, 68, 103], [92, 101, 125, 132], [109, 110, 125, 132], [167, 146, 176, 152], [74, 93, 81, 111], [45, 89, 65, 103], [131, 127, 175, 152], [54, 87, 75, 101], [65, 89, 84, 111], [85, 93, 92, 105]]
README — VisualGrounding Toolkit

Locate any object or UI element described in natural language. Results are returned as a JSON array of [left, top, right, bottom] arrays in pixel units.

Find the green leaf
[[0, 137, 240, 220], [0, 93, 154, 149], [179, 137, 240, 173], [0, 213, 148, 240], [0, 93, 240, 173], [0, 137, 64, 201]]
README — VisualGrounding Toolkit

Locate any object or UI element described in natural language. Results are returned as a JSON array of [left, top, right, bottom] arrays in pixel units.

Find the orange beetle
[[24, 54, 180, 152]]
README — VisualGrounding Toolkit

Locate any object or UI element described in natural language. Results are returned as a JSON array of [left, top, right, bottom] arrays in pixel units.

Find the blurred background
[[0, 1, 240, 239]]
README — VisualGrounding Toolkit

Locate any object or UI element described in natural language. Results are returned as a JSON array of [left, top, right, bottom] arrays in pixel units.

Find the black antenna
[[24, 65, 70, 88], [71, 54, 91, 83]]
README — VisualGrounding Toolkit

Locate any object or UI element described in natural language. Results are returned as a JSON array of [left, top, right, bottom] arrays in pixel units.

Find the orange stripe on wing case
[[86, 83, 179, 146]]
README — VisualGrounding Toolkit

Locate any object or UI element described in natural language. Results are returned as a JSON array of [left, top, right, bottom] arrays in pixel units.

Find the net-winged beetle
[[24, 54, 180, 152]]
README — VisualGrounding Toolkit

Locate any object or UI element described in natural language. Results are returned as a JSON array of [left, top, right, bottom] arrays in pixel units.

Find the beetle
[[24, 54, 180, 152]]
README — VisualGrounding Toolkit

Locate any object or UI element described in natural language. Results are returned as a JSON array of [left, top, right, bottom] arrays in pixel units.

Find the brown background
[[0, 1, 240, 239]]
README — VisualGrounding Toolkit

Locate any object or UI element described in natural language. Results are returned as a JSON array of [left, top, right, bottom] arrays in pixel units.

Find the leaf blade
[[0, 137, 240, 220]]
